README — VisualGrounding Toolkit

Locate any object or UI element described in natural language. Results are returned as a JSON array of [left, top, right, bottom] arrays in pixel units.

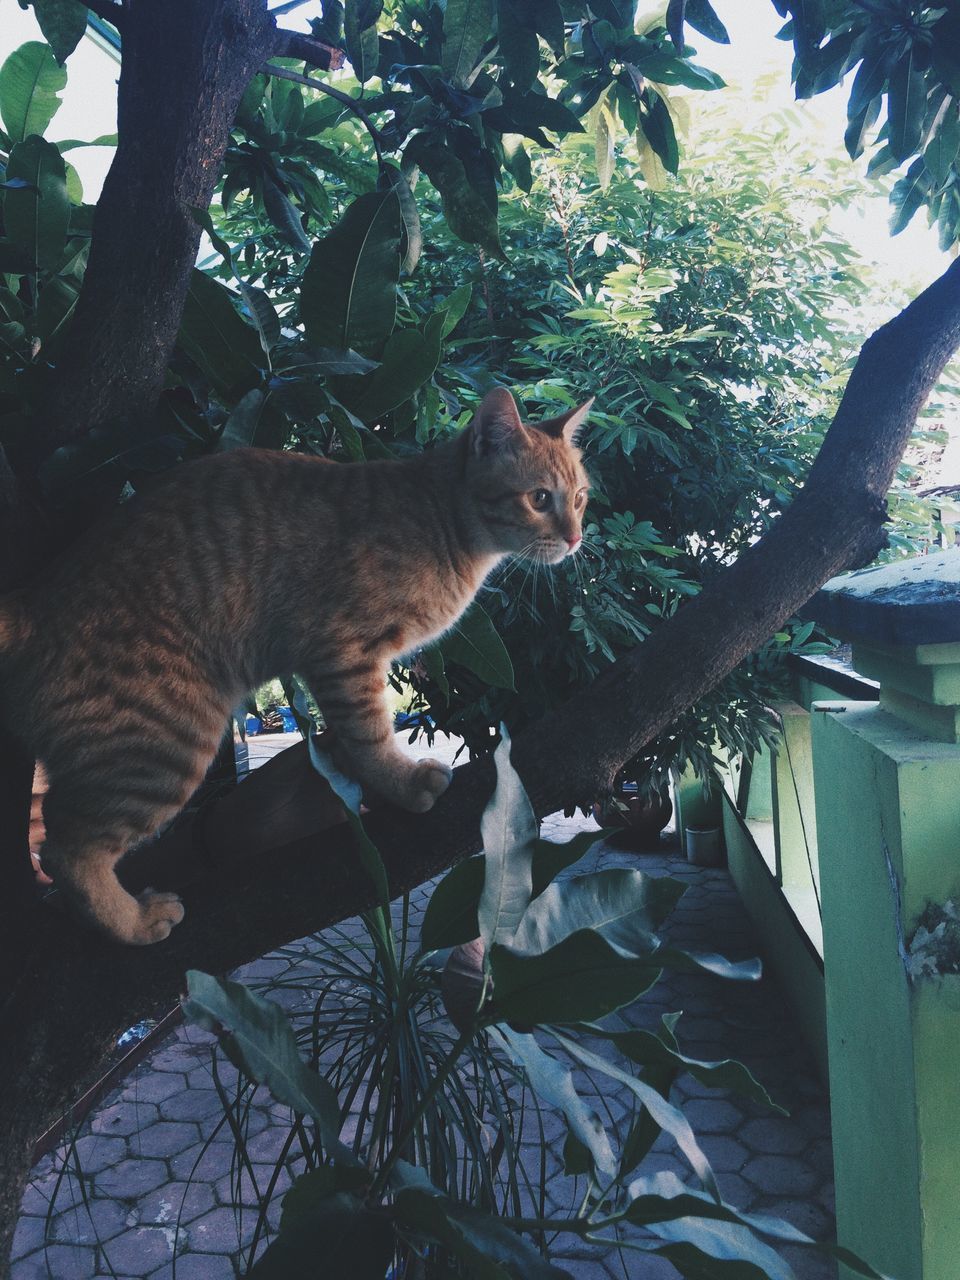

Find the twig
[[85, 0, 125, 29], [261, 62, 384, 163], [271, 26, 345, 72]]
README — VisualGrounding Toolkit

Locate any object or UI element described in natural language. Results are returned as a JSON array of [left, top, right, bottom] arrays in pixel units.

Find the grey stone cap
[[803, 550, 960, 646]]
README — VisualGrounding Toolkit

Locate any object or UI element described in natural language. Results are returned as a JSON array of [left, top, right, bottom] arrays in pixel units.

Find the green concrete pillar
[[807, 552, 960, 1280]]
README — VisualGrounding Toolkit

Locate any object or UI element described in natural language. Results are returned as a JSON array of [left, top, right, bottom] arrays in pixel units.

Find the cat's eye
[[574, 488, 588, 509], [530, 488, 552, 510]]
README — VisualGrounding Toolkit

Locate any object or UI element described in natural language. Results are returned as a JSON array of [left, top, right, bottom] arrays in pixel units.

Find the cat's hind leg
[[40, 837, 184, 944]]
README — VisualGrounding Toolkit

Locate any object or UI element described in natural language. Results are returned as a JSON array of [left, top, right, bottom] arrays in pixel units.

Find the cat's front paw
[[402, 758, 453, 813], [131, 888, 185, 945]]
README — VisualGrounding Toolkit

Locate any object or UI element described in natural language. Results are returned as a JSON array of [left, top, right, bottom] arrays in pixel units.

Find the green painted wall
[[722, 796, 828, 1081], [813, 701, 960, 1280]]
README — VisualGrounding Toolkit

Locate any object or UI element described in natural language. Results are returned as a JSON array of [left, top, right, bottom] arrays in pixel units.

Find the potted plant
[[593, 762, 673, 845]]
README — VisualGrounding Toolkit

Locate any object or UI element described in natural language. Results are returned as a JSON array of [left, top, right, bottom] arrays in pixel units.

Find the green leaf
[[404, 135, 505, 259], [438, 281, 472, 337], [887, 41, 926, 162], [386, 165, 421, 275], [889, 155, 930, 235], [477, 727, 536, 947], [237, 281, 280, 356], [306, 736, 392, 912], [220, 388, 271, 450], [261, 172, 311, 252], [391, 1164, 572, 1279], [640, 94, 679, 174], [554, 1031, 720, 1199], [493, 1026, 617, 1177], [249, 1184, 392, 1278], [685, 0, 729, 44], [442, 0, 494, 88], [442, 600, 516, 690], [490, 929, 662, 1023], [925, 105, 960, 186], [510, 867, 682, 957], [348, 311, 444, 422], [503, 135, 533, 192], [344, 0, 382, 84], [420, 827, 607, 952], [3, 136, 70, 270], [178, 269, 265, 394], [594, 95, 615, 191], [666, 0, 686, 51], [585, 1022, 784, 1113], [182, 971, 355, 1161], [29, 0, 89, 63], [0, 42, 66, 142], [301, 188, 401, 356]]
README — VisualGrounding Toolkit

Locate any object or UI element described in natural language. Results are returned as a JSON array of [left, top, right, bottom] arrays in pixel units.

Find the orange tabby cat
[[0, 389, 591, 945]]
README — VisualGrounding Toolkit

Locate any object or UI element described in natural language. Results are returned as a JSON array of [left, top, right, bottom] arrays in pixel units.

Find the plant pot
[[593, 784, 673, 846], [685, 825, 723, 867]]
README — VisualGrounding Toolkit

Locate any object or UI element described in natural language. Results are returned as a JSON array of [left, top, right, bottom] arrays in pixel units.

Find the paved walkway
[[13, 740, 836, 1279]]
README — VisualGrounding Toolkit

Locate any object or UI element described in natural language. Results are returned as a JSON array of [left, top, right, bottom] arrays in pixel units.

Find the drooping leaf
[[666, 0, 686, 51], [261, 172, 312, 252], [594, 94, 616, 191], [301, 188, 401, 356], [490, 929, 662, 1023], [3, 136, 70, 270], [348, 311, 444, 422], [420, 827, 606, 953], [249, 1183, 392, 1278], [182, 971, 355, 1162], [640, 94, 680, 174], [344, 0, 382, 84], [178, 269, 264, 394], [219, 388, 271, 450], [554, 1031, 720, 1199], [442, 600, 516, 690], [391, 1162, 573, 1279], [404, 135, 505, 259], [0, 42, 66, 143], [237, 281, 281, 356], [924, 105, 960, 186], [685, 0, 729, 44], [887, 41, 926, 162], [477, 726, 536, 948], [510, 868, 682, 957], [493, 1026, 617, 1177], [442, 0, 494, 88], [29, 0, 89, 63], [386, 165, 421, 274], [437, 281, 472, 337]]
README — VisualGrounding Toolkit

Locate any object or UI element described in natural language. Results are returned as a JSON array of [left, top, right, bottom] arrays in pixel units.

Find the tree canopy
[[1, 2, 960, 1274]]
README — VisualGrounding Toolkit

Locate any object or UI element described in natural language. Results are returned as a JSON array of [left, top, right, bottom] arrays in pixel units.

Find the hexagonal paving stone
[[681, 1097, 746, 1134], [214, 1163, 292, 1208], [741, 1116, 810, 1156], [95, 1158, 170, 1200], [742, 1154, 818, 1197], [90, 1100, 160, 1138], [187, 1206, 259, 1253], [121, 1072, 186, 1105], [48, 1198, 129, 1246], [12, 1242, 97, 1278], [101, 1225, 180, 1275], [700, 1134, 750, 1173], [169, 1141, 235, 1183], [158, 1089, 224, 1124], [134, 1180, 217, 1228], [63, 1133, 128, 1175], [149, 1251, 238, 1280], [129, 1121, 200, 1159]]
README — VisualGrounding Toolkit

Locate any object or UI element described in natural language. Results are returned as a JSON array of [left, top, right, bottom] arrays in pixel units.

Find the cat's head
[[464, 387, 592, 564]]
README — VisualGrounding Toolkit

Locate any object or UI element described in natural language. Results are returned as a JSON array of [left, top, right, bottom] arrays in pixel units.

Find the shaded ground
[[13, 742, 835, 1280]]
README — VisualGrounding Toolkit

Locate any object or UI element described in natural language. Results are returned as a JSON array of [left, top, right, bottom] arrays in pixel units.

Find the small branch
[[262, 62, 384, 163], [271, 26, 345, 72]]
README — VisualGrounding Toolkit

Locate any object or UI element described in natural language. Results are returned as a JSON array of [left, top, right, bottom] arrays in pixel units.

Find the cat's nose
[[566, 535, 581, 552]]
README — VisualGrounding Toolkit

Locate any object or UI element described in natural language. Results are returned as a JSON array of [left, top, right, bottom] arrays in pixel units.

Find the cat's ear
[[470, 387, 526, 456], [536, 397, 594, 446]]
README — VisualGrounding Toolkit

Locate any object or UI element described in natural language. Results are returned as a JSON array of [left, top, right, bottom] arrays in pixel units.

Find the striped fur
[[0, 389, 591, 943]]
